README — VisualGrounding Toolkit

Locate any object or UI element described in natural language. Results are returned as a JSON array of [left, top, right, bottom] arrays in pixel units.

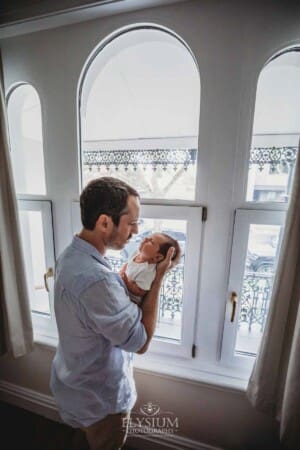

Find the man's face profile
[[107, 195, 140, 250]]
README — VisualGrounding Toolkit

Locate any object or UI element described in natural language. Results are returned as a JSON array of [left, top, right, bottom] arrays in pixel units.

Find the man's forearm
[[136, 274, 163, 354]]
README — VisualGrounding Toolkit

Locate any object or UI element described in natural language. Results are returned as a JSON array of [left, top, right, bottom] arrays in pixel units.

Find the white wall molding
[[0, 380, 223, 450], [127, 430, 223, 450], [0, 380, 61, 422]]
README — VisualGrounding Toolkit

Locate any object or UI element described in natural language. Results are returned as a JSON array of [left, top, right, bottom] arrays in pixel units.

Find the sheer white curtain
[[247, 140, 300, 449], [0, 51, 34, 357]]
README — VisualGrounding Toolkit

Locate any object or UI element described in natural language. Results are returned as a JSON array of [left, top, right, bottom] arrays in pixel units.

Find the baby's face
[[139, 233, 166, 262]]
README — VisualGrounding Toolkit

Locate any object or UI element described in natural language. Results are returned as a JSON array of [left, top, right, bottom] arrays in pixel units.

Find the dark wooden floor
[[0, 401, 137, 450]]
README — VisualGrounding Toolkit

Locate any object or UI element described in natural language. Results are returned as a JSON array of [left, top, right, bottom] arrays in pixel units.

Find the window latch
[[44, 267, 54, 292], [230, 291, 238, 322]]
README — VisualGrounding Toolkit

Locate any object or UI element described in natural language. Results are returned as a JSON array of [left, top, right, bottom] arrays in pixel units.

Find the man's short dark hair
[[159, 233, 181, 263], [80, 177, 139, 230]]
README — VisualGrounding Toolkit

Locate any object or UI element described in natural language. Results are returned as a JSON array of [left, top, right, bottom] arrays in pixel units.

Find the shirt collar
[[72, 235, 112, 270]]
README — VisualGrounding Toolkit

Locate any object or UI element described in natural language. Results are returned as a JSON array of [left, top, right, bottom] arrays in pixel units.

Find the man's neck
[[77, 229, 106, 255]]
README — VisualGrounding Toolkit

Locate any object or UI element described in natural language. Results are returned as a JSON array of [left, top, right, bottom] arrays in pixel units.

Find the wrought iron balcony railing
[[82, 145, 297, 172], [249, 146, 297, 171], [239, 272, 274, 333], [83, 148, 197, 171]]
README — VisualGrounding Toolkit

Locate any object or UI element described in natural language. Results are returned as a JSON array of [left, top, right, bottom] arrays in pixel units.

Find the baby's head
[[139, 232, 181, 264]]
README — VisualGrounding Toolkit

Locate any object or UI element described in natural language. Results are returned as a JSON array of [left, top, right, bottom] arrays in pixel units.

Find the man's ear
[[95, 214, 113, 231]]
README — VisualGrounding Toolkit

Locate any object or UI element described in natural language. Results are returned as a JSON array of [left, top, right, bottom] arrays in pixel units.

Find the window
[[78, 26, 201, 357], [246, 51, 299, 203], [79, 27, 200, 200], [222, 49, 300, 368], [7, 84, 56, 342], [221, 209, 285, 368], [7, 84, 46, 195], [18, 200, 57, 341]]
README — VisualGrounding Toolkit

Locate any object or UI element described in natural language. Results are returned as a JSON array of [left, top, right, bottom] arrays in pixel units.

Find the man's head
[[139, 232, 181, 264], [80, 177, 140, 251]]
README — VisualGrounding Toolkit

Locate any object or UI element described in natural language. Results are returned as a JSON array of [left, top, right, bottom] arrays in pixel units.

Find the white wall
[[1, 1, 300, 448]]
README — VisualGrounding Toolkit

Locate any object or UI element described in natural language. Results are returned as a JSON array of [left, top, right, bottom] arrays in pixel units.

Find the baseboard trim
[[0, 379, 61, 422], [0, 380, 223, 450], [127, 432, 223, 450]]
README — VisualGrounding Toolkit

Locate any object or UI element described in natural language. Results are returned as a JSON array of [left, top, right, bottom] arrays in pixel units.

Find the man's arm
[[136, 247, 175, 354], [120, 270, 147, 297], [125, 278, 147, 297]]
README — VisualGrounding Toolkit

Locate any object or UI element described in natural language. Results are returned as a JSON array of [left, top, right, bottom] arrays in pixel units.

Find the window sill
[[133, 354, 250, 393], [34, 333, 58, 350], [33, 333, 249, 393]]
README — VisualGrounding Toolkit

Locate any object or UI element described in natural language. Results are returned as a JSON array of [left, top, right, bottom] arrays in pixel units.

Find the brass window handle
[[230, 291, 238, 322], [44, 268, 54, 292]]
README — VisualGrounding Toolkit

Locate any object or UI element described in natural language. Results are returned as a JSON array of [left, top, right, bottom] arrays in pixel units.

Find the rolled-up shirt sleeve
[[80, 273, 147, 353]]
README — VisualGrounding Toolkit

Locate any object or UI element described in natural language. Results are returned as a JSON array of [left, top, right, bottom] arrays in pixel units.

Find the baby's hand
[[119, 263, 128, 277], [120, 270, 129, 285]]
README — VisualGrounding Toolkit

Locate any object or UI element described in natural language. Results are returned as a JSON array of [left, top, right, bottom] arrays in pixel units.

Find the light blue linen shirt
[[50, 235, 147, 428]]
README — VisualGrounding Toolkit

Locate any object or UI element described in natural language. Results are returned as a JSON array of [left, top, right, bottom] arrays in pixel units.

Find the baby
[[119, 232, 181, 306]]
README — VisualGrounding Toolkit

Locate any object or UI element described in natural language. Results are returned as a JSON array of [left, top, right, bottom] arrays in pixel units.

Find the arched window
[[6, 84, 55, 336], [79, 27, 200, 200], [75, 26, 202, 355], [222, 49, 300, 366], [246, 50, 300, 203], [7, 83, 46, 195]]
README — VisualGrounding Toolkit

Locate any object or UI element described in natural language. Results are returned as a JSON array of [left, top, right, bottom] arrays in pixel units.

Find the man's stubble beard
[[105, 225, 131, 251]]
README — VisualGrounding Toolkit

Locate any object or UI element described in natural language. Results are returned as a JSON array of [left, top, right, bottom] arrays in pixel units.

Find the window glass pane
[[107, 218, 186, 341], [246, 51, 299, 202], [80, 28, 200, 200], [7, 84, 46, 195], [19, 210, 50, 315], [235, 224, 282, 355]]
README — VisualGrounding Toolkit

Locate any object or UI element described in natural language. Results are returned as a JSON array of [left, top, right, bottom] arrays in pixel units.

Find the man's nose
[[132, 223, 138, 234]]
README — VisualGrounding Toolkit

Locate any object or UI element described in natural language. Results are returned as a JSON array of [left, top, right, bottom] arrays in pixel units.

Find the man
[[50, 177, 176, 450]]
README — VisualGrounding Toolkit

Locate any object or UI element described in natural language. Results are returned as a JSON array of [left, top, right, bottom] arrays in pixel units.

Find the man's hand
[[137, 246, 180, 355], [156, 247, 176, 278]]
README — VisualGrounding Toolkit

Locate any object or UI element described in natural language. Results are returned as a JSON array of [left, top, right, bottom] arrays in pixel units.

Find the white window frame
[[223, 47, 300, 376], [71, 201, 203, 359], [73, 24, 205, 370], [18, 200, 57, 343], [221, 208, 286, 370]]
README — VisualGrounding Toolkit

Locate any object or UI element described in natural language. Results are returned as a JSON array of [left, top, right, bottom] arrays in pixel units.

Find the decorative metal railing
[[83, 148, 197, 171], [249, 146, 297, 171], [108, 257, 125, 273], [159, 264, 184, 320], [83, 145, 297, 172], [108, 256, 184, 321], [238, 272, 274, 333]]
